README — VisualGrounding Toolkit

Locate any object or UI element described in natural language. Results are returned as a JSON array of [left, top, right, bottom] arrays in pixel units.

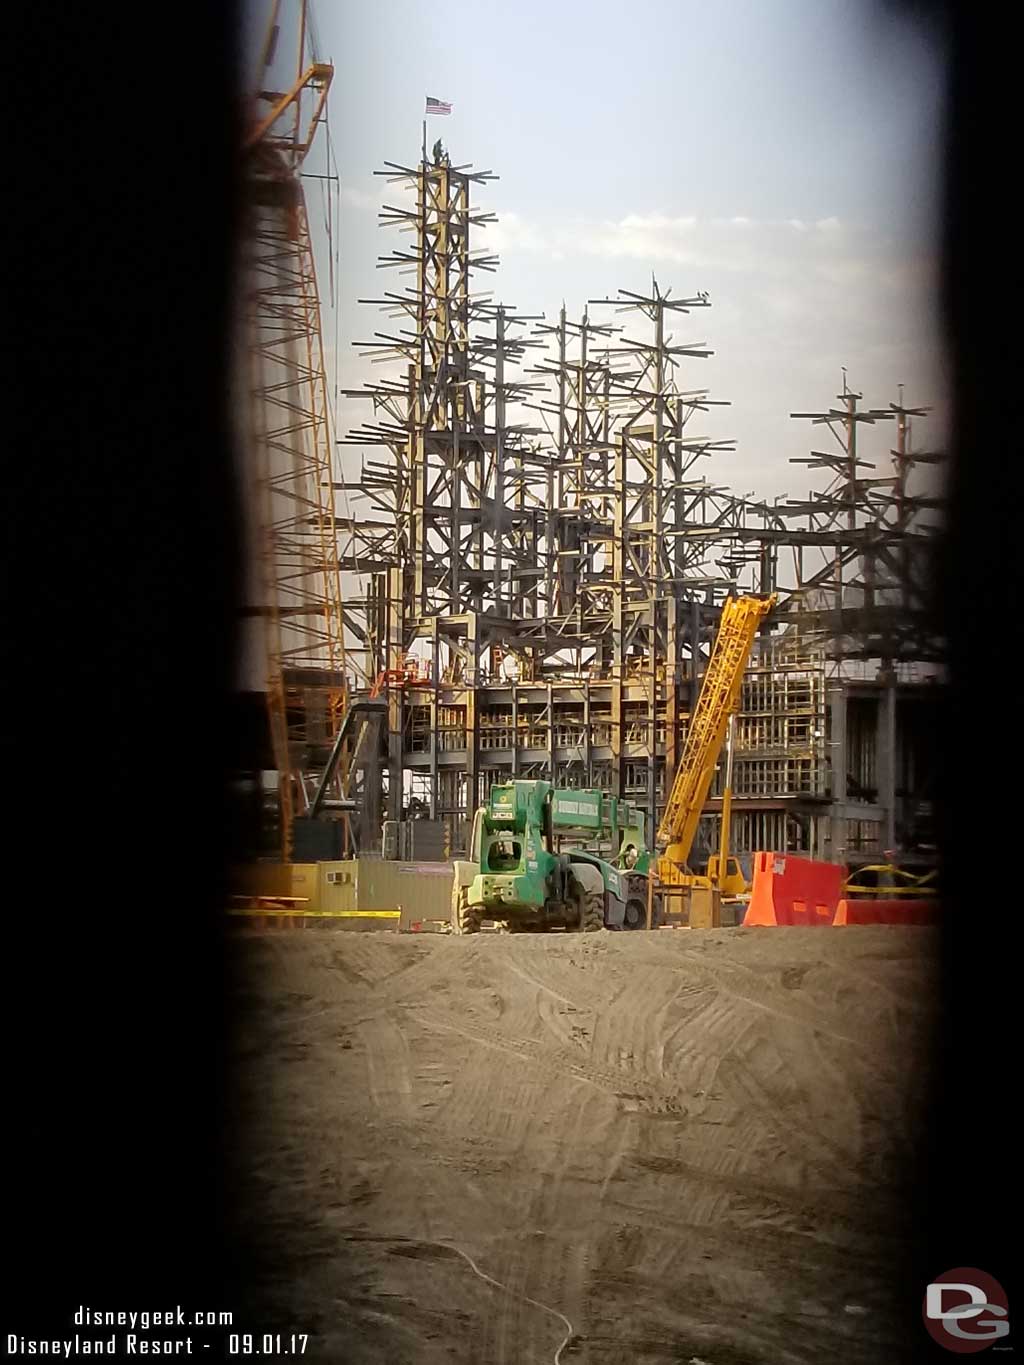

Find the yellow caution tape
[[843, 886, 937, 896], [844, 863, 938, 896], [226, 908, 402, 919]]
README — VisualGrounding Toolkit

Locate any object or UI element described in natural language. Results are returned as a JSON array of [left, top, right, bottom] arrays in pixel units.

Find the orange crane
[[656, 594, 776, 889], [243, 0, 347, 858]]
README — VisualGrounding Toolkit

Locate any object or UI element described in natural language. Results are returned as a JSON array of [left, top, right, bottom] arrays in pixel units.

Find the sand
[[225, 926, 936, 1363]]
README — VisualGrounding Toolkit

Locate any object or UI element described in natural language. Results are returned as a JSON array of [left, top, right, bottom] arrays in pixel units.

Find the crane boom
[[657, 594, 775, 877], [243, 0, 348, 859]]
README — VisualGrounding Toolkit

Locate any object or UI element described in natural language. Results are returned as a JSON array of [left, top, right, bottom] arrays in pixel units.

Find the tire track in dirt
[[666, 951, 873, 1051], [358, 1010, 415, 1119], [438, 1238, 574, 1365], [504, 1087, 614, 1361], [501, 953, 587, 1011], [719, 1046, 858, 1177], [227, 929, 936, 1365], [413, 1005, 694, 1115], [496, 952, 599, 1054], [415, 954, 648, 1360], [624, 1146, 867, 1230]]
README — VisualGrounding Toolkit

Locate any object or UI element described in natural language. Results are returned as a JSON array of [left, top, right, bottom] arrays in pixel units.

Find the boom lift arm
[[656, 594, 776, 882]]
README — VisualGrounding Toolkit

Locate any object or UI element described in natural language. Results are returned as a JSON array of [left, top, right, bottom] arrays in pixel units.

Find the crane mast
[[243, 0, 347, 859], [657, 594, 776, 882]]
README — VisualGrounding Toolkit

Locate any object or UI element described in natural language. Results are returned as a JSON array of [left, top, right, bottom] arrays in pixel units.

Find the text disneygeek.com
[[8, 1308, 310, 1359]]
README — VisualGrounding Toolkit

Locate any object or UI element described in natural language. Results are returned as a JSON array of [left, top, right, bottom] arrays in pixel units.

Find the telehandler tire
[[623, 897, 646, 930], [578, 886, 605, 932], [452, 887, 483, 935]]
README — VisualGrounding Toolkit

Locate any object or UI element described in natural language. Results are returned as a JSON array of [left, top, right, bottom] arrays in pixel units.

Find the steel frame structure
[[783, 379, 943, 665], [323, 141, 944, 864], [337, 148, 787, 844]]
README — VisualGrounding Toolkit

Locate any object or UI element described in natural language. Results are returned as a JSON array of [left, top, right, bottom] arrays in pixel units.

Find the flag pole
[[422, 114, 427, 167]]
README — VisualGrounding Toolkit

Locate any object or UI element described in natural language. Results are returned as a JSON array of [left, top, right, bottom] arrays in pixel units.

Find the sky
[[255, 0, 948, 509]]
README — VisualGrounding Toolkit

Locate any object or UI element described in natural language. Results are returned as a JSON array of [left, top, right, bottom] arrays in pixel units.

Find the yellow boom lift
[[656, 594, 776, 892]]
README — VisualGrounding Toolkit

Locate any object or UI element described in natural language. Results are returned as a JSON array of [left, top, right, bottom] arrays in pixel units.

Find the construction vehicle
[[451, 782, 653, 933], [656, 593, 776, 890]]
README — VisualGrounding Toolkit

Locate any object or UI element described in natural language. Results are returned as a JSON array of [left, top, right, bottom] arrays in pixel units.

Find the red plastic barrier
[[834, 898, 938, 926], [742, 852, 845, 926]]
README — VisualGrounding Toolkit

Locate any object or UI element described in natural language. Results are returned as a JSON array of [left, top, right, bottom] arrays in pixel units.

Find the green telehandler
[[450, 780, 655, 934]]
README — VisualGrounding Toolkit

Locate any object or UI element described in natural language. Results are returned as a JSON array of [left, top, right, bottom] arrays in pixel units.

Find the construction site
[[227, 4, 944, 1360], [237, 25, 942, 887]]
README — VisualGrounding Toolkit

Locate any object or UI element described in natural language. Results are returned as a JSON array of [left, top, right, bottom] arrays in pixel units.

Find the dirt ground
[[225, 926, 937, 1364]]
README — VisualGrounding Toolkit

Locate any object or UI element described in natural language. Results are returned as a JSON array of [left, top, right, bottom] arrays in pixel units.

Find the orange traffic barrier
[[742, 852, 845, 926], [834, 898, 938, 926]]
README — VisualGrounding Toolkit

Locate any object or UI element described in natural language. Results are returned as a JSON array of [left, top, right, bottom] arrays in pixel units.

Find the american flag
[[425, 96, 452, 115]]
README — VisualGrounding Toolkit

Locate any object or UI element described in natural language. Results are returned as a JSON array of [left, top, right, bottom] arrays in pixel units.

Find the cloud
[[574, 219, 698, 265], [483, 210, 550, 254], [333, 196, 944, 498], [479, 210, 848, 270], [617, 213, 698, 232]]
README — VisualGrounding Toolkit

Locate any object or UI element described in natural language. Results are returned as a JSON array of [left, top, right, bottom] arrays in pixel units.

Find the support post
[[827, 682, 847, 863], [877, 668, 897, 851]]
